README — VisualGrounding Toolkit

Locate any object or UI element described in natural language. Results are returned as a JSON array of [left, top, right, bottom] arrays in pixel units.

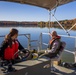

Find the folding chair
[[50, 41, 66, 71]]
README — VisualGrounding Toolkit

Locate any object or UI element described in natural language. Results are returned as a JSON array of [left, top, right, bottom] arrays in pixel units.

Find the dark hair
[[5, 28, 18, 47], [9, 28, 18, 37]]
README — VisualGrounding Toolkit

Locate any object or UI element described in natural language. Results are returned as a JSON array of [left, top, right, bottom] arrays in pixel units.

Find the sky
[[0, 1, 76, 22]]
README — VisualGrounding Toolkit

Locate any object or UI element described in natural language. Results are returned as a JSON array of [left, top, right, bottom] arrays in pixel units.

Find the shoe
[[43, 64, 50, 68]]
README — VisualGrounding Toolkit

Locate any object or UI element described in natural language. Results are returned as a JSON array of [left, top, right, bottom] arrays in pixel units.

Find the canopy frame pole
[[68, 23, 76, 32], [51, 12, 70, 36], [75, 38, 76, 63], [48, 10, 51, 33], [47, 10, 51, 49]]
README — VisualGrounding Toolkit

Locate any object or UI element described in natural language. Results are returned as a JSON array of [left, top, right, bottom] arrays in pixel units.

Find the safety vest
[[49, 39, 61, 54], [4, 40, 19, 60]]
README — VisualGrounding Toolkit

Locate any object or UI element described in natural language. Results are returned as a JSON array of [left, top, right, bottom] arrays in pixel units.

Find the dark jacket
[[45, 35, 61, 58], [48, 35, 61, 53]]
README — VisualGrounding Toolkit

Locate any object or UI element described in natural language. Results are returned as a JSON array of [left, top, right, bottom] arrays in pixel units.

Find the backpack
[[59, 41, 66, 52], [56, 41, 66, 59]]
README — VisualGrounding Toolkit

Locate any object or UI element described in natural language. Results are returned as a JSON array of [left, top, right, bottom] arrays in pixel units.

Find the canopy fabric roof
[[0, 0, 75, 10]]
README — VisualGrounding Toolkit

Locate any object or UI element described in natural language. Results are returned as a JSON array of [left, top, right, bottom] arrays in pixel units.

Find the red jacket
[[0, 40, 25, 60], [4, 40, 19, 60]]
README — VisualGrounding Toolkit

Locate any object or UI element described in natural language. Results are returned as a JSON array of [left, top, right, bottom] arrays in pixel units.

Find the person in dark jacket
[[44, 31, 61, 58], [0, 28, 29, 61]]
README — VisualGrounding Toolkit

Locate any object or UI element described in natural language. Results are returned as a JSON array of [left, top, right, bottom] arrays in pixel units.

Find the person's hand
[[22, 49, 29, 53], [23, 50, 30, 58], [45, 50, 51, 54], [45, 50, 48, 54]]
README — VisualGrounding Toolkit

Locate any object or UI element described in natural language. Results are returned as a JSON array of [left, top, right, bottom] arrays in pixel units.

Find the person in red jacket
[[0, 28, 29, 61]]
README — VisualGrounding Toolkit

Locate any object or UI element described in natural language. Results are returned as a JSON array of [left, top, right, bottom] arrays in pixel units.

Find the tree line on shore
[[0, 18, 76, 30], [38, 18, 76, 30]]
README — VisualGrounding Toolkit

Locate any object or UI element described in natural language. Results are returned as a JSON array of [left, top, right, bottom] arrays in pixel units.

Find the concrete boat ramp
[[0, 58, 76, 75]]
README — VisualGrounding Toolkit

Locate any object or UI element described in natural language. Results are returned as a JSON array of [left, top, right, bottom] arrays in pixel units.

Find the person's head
[[50, 31, 57, 38], [9, 28, 18, 40], [5, 28, 18, 41], [4, 28, 18, 47]]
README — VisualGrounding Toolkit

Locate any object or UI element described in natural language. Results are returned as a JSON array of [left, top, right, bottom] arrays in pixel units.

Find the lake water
[[0, 27, 76, 62]]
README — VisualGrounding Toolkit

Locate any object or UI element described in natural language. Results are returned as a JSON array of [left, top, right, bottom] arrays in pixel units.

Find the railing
[[39, 32, 76, 63], [0, 34, 39, 50], [1, 33, 76, 62], [0, 34, 31, 50]]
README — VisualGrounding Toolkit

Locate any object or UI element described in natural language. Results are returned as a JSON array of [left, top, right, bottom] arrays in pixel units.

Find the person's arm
[[0, 41, 8, 57], [17, 40, 27, 53], [17, 40, 24, 50]]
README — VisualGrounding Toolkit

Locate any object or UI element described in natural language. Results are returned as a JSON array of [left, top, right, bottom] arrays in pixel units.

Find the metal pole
[[28, 34, 31, 50], [40, 33, 42, 50], [51, 12, 70, 36], [68, 23, 76, 32], [48, 10, 51, 49], [48, 10, 51, 33], [75, 38, 76, 63]]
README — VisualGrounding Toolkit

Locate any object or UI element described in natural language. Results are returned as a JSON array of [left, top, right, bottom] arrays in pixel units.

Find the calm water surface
[[0, 27, 76, 62]]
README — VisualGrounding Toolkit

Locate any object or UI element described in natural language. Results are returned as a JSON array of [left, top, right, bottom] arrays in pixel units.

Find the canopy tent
[[0, 0, 74, 10]]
